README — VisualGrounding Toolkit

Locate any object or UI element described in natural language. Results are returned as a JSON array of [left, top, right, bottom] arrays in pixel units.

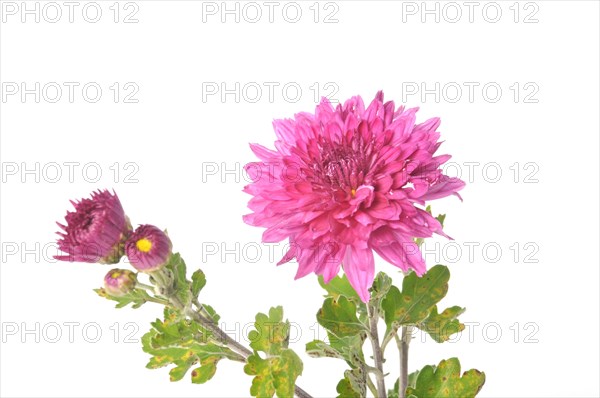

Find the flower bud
[[125, 225, 172, 272], [103, 269, 136, 296]]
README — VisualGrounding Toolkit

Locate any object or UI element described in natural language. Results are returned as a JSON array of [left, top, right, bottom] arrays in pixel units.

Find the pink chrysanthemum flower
[[125, 225, 172, 272], [243, 92, 465, 302], [55, 190, 130, 264]]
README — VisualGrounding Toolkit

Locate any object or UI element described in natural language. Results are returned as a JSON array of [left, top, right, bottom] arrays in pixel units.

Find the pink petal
[[342, 245, 375, 303]]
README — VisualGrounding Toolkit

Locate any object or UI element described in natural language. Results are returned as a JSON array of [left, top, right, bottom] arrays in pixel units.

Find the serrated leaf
[[331, 334, 366, 366], [418, 306, 465, 343], [248, 306, 289, 355], [95, 287, 153, 309], [191, 269, 207, 298], [369, 272, 393, 310], [244, 350, 303, 398], [245, 353, 276, 397], [272, 349, 303, 397], [318, 274, 361, 302], [317, 296, 367, 338], [381, 265, 450, 335], [142, 310, 240, 383], [164, 253, 192, 305], [142, 330, 189, 369], [340, 368, 366, 398], [244, 306, 303, 397], [170, 362, 194, 382], [318, 274, 368, 323], [406, 358, 485, 398], [336, 375, 362, 398], [306, 340, 344, 359], [306, 333, 365, 367], [191, 362, 217, 384], [202, 304, 221, 323], [310, 287, 369, 396], [163, 306, 180, 322]]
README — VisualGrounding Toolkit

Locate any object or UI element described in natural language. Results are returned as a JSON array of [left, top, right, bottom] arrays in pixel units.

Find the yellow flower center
[[136, 238, 153, 253], [351, 188, 356, 197]]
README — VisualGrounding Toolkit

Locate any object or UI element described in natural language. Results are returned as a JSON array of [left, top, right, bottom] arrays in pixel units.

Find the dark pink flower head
[[125, 225, 172, 272], [243, 92, 465, 302], [55, 190, 130, 264]]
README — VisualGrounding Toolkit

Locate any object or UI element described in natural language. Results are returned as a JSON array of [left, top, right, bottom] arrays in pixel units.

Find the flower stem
[[367, 303, 387, 398], [145, 296, 170, 305], [396, 326, 413, 398], [135, 282, 156, 291]]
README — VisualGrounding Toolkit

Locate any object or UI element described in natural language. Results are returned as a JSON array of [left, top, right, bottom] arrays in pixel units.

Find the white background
[[1, 1, 599, 397]]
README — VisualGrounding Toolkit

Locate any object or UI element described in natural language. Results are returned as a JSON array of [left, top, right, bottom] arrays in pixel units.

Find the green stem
[[367, 303, 387, 398], [135, 282, 156, 291], [366, 365, 385, 379], [145, 296, 170, 305], [193, 298, 215, 321]]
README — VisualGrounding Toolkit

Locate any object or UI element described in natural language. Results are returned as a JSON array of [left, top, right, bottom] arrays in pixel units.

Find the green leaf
[[245, 307, 304, 398], [248, 306, 289, 355], [389, 369, 422, 397], [306, 340, 344, 360], [244, 350, 303, 398], [311, 285, 369, 397], [317, 296, 367, 338], [408, 369, 421, 388], [309, 294, 369, 397], [369, 272, 393, 310], [191, 362, 217, 384], [418, 306, 465, 343], [306, 333, 365, 366], [163, 252, 192, 305], [169, 362, 194, 382], [436, 213, 446, 228], [94, 287, 154, 309], [273, 350, 303, 397], [318, 274, 361, 302], [202, 304, 221, 323], [336, 375, 362, 398], [338, 368, 366, 398], [406, 358, 485, 398], [141, 309, 241, 384], [245, 353, 275, 398], [307, 333, 364, 362], [191, 269, 207, 298], [318, 274, 368, 323], [388, 378, 400, 398], [381, 265, 450, 335]]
